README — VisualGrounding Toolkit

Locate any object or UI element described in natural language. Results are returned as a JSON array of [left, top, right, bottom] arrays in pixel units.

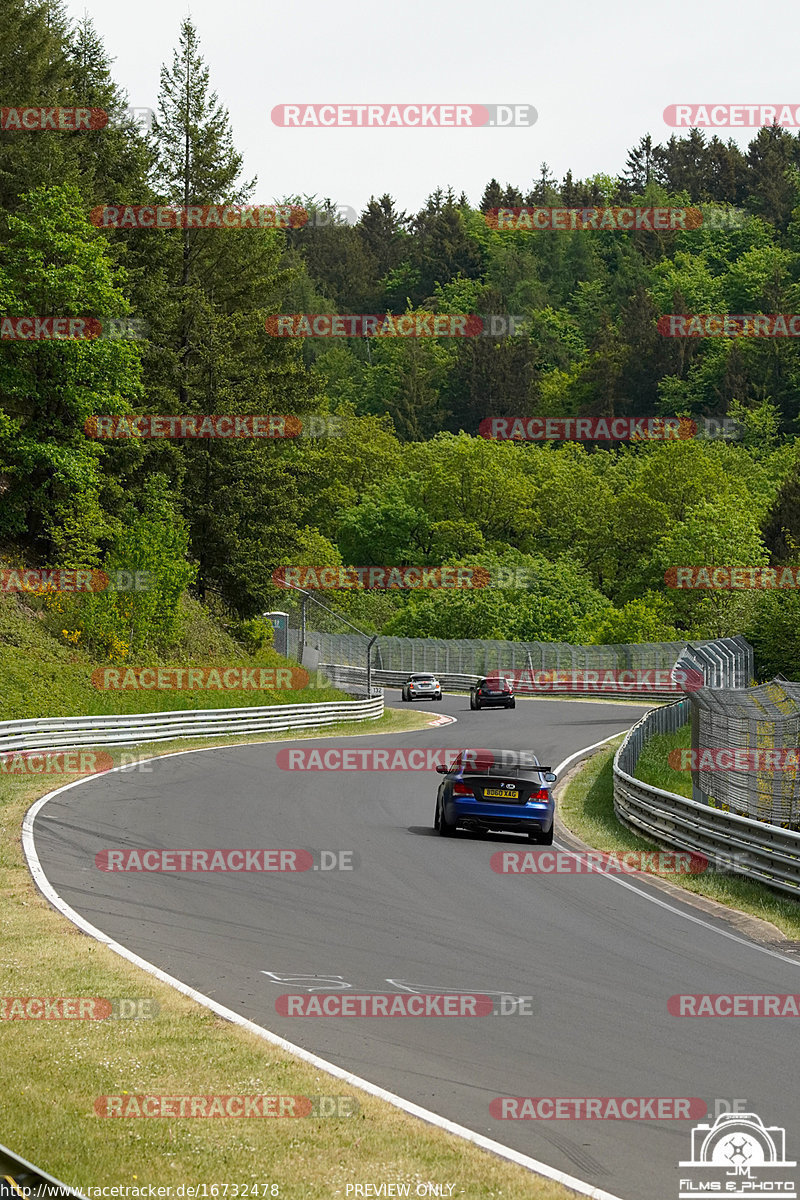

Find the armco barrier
[[319, 636, 752, 701], [613, 700, 800, 897], [321, 663, 684, 700], [0, 1139, 86, 1197], [0, 695, 383, 756], [306, 631, 754, 690]]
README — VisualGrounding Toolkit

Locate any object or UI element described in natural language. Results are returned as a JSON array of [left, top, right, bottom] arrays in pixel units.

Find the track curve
[[29, 695, 800, 1200]]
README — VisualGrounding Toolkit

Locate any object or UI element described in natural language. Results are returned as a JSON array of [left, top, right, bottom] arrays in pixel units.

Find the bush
[[236, 616, 274, 653], [746, 590, 800, 681]]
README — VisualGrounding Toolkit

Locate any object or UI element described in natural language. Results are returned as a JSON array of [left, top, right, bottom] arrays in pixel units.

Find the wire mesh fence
[[614, 701, 800, 891], [299, 627, 800, 830], [688, 679, 800, 828], [298, 630, 753, 689]]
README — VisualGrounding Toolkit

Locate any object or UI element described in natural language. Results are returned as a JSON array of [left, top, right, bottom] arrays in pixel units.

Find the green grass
[[633, 723, 693, 797], [0, 590, 343, 719], [0, 706, 579, 1199], [558, 737, 800, 941]]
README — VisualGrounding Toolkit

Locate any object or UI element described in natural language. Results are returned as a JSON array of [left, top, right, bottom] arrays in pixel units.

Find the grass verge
[[1, 705, 578, 1199], [0, 589, 345, 719], [632, 723, 692, 798], [558, 736, 800, 941]]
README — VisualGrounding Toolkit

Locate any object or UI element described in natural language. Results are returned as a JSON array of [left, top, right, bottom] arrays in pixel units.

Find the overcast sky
[[65, 0, 799, 215]]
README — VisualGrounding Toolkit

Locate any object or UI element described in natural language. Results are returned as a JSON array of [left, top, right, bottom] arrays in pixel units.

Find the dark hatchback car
[[470, 674, 515, 709], [434, 748, 557, 843]]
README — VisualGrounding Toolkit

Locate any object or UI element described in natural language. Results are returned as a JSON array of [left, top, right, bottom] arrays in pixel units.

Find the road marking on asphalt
[[552, 735, 800, 971], [25, 723, 796, 1199], [23, 736, 624, 1200]]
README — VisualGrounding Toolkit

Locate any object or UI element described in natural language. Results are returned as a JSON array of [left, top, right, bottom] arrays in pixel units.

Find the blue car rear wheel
[[436, 799, 456, 837], [528, 825, 553, 845]]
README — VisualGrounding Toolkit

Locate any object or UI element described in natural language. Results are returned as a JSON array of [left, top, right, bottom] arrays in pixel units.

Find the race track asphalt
[[30, 693, 800, 1200]]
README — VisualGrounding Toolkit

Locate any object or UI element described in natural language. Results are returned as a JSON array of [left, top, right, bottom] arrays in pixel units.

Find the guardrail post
[[366, 635, 378, 697]]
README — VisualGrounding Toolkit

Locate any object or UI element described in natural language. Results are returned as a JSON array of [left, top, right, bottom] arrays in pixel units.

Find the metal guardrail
[[307, 631, 754, 688], [321, 663, 683, 701], [613, 701, 800, 898], [0, 1139, 86, 1198], [0, 695, 384, 755]]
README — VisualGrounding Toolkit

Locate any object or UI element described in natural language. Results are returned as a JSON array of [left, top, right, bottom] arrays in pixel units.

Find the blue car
[[434, 748, 557, 843]]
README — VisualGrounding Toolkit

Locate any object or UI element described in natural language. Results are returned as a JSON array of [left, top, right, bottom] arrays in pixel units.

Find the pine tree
[[479, 179, 503, 212], [706, 136, 748, 204], [529, 162, 558, 204], [65, 16, 151, 205], [0, 0, 73, 208], [150, 17, 255, 403], [138, 18, 314, 610], [561, 170, 580, 206], [501, 184, 524, 206], [745, 126, 800, 227], [409, 191, 483, 302], [622, 135, 664, 196], [357, 194, 408, 278]]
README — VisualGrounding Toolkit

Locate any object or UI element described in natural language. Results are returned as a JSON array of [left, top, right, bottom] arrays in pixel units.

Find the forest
[[3, 1, 800, 680]]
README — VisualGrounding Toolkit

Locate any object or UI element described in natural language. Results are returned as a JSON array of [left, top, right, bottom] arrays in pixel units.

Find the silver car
[[401, 673, 443, 702]]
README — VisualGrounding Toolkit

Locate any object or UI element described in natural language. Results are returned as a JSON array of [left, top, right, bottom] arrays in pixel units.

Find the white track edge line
[[21, 722, 798, 1196], [552, 737, 800, 971], [21, 725, 625, 1200]]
